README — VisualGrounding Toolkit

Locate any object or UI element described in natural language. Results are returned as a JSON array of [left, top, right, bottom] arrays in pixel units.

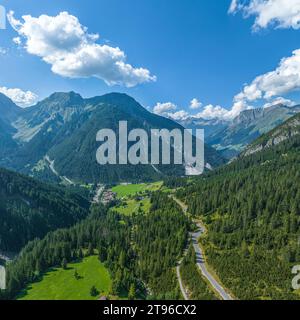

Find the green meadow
[[18, 256, 111, 300], [111, 182, 162, 216], [114, 198, 151, 216], [111, 181, 162, 198]]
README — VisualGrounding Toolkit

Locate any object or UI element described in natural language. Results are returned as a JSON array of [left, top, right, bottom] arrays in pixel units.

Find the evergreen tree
[[61, 258, 67, 270], [90, 286, 99, 297], [128, 283, 136, 300]]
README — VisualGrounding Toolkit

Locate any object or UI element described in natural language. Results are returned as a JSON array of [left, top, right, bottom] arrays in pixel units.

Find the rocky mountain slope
[[241, 112, 300, 158]]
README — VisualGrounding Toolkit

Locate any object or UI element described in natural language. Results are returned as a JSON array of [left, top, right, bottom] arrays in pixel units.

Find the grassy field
[[111, 182, 162, 198], [111, 182, 161, 215], [114, 198, 151, 216], [18, 256, 112, 300]]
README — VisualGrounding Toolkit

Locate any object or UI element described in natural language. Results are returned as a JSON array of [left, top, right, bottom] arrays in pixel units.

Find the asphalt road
[[176, 263, 189, 300], [192, 222, 233, 300], [172, 197, 233, 301]]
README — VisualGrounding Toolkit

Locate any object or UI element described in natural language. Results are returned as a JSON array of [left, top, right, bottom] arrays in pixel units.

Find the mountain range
[[1, 90, 300, 301], [1, 90, 300, 184], [178, 104, 300, 159], [0, 92, 224, 184]]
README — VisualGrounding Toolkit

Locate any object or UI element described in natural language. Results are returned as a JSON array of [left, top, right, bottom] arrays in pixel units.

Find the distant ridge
[[178, 103, 300, 159]]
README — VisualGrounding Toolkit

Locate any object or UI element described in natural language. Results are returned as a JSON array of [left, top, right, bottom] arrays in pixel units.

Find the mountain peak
[[85, 92, 147, 117], [87, 92, 138, 105], [33, 91, 84, 113], [47, 91, 83, 104]]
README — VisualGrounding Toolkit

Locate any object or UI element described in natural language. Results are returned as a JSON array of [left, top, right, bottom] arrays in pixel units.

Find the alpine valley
[[1, 91, 300, 301], [0, 92, 224, 184]]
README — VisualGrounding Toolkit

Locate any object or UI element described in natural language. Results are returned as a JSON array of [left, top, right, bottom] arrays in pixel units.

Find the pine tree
[[90, 285, 99, 297], [128, 283, 136, 300], [87, 243, 94, 256], [61, 258, 67, 270], [74, 269, 80, 280]]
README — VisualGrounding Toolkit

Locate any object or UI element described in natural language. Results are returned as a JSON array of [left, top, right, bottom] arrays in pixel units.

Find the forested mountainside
[[176, 119, 300, 299], [0, 92, 224, 184], [133, 193, 189, 298], [1, 193, 189, 300], [180, 244, 217, 300], [0, 167, 89, 252]]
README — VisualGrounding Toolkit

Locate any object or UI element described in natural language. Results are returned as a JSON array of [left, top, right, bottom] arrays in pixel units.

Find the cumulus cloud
[[168, 110, 190, 121], [189, 98, 202, 110], [153, 102, 177, 115], [263, 97, 295, 108], [0, 86, 39, 107], [228, 0, 240, 14], [235, 49, 300, 105], [195, 104, 232, 120], [153, 98, 250, 121], [229, 0, 300, 30], [7, 11, 156, 87], [153, 102, 189, 120], [12, 37, 22, 45], [154, 46, 300, 122]]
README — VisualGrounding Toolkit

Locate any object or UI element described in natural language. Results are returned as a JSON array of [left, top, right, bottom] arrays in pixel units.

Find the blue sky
[[1, 0, 300, 120]]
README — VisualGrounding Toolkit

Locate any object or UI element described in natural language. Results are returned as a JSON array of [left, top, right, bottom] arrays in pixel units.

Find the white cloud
[[229, 0, 300, 30], [235, 49, 300, 103], [153, 102, 177, 115], [8, 11, 156, 87], [153, 50, 300, 122], [153, 99, 249, 121], [189, 98, 202, 110], [0, 86, 39, 107], [168, 110, 190, 121], [195, 104, 232, 120], [228, 0, 240, 14], [263, 97, 295, 108], [13, 37, 22, 45], [153, 102, 189, 121]]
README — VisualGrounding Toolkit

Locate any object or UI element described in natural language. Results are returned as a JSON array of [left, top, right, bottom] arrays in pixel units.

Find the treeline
[[132, 193, 190, 299], [163, 177, 189, 189], [1, 192, 190, 300], [0, 168, 89, 251], [180, 244, 217, 300], [177, 135, 300, 300], [1, 206, 136, 300]]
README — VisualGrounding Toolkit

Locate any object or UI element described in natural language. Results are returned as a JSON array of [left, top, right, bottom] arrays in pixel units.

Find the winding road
[[192, 222, 233, 300], [176, 263, 189, 300], [173, 197, 233, 301]]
